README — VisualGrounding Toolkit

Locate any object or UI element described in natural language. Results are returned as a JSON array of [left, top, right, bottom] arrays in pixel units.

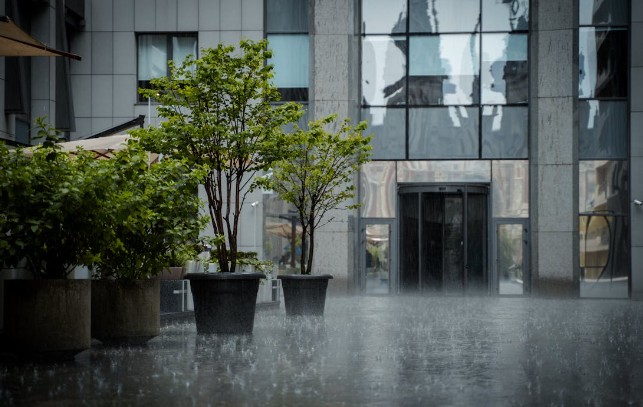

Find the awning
[[0, 15, 81, 60]]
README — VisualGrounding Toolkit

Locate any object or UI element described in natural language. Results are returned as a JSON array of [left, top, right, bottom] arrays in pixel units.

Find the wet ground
[[2, 296, 643, 406]]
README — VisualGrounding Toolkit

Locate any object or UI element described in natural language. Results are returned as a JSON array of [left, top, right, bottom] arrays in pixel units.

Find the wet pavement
[[2, 296, 643, 406]]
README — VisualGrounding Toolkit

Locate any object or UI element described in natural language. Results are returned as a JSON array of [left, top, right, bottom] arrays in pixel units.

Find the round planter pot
[[3, 279, 91, 361], [91, 279, 160, 345], [185, 272, 265, 334], [278, 274, 333, 317]]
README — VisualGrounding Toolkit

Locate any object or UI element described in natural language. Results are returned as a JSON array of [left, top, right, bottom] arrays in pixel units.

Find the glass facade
[[578, 0, 629, 298]]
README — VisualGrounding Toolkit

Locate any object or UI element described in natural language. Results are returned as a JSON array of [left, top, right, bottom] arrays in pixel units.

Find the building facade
[[1, 0, 641, 299]]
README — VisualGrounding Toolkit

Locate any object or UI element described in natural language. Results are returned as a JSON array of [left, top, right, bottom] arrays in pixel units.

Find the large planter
[[185, 272, 265, 334], [278, 274, 333, 317], [91, 279, 160, 345], [3, 279, 91, 361]]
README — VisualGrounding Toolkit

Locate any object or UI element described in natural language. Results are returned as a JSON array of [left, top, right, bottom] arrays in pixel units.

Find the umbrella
[[0, 15, 81, 60]]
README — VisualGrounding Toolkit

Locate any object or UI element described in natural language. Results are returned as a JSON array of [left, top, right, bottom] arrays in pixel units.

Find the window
[[266, 0, 309, 102], [136, 33, 197, 102]]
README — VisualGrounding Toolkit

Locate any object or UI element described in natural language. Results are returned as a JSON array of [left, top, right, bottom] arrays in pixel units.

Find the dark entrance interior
[[399, 185, 488, 294]]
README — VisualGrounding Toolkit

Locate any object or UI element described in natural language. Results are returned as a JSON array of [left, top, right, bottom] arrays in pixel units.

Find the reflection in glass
[[364, 224, 391, 294], [268, 35, 309, 101], [497, 224, 524, 295], [579, 214, 629, 298], [482, 0, 529, 31], [362, 0, 407, 34], [482, 106, 528, 158], [266, 0, 308, 32], [399, 193, 419, 292], [263, 194, 302, 273], [481, 34, 528, 104], [492, 160, 529, 218], [361, 108, 406, 160], [579, 0, 628, 26], [579, 100, 627, 159], [362, 36, 407, 106], [360, 161, 396, 218], [409, 107, 478, 159], [409, 0, 480, 33], [579, 28, 628, 98], [409, 35, 479, 105], [579, 160, 628, 213], [398, 161, 491, 183]]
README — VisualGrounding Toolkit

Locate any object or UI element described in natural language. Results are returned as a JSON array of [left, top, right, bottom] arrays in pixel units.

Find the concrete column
[[529, 0, 579, 296], [30, 1, 58, 140], [310, 0, 359, 294], [630, 2, 643, 300]]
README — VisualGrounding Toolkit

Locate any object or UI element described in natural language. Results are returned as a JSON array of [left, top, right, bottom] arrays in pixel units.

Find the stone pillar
[[529, 0, 579, 296], [630, 2, 643, 300], [30, 1, 58, 139], [310, 0, 359, 294]]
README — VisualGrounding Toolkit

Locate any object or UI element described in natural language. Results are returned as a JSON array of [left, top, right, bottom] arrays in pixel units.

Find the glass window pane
[[268, 34, 309, 89], [409, 0, 480, 33], [361, 108, 406, 160], [482, 0, 529, 32], [266, 0, 308, 32], [497, 224, 525, 295], [409, 35, 479, 105], [365, 224, 391, 294], [409, 107, 478, 159], [360, 162, 396, 218], [579, 0, 628, 26], [138, 35, 168, 80], [492, 160, 529, 218], [579, 160, 628, 213], [482, 106, 528, 159], [362, 36, 407, 106], [579, 28, 628, 98], [579, 100, 627, 159], [172, 36, 197, 66], [362, 0, 407, 34], [397, 161, 491, 183], [481, 33, 528, 104]]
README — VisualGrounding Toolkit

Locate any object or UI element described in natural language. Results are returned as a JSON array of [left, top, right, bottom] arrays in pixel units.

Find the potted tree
[[258, 115, 371, 316], [90, 142, 205, 345], [132, 39, 302, 334], [0, 119, 110, 360]]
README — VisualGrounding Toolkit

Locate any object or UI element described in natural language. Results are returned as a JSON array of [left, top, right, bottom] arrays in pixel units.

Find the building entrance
[[398, 185, 489, 294]]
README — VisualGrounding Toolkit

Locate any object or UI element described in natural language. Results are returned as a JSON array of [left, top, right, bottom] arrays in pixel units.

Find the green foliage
[[91, 142, 207, 280], [132, 39, 303, 273], [0, 120, 112, 279], [257, 115, 372, 275]]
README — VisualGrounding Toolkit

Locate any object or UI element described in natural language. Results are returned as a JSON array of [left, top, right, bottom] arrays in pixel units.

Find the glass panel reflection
[[365, 224, 391, 294], [362, 0, 407, 34], [492, 160, 529, 218], [579, 160, 628, 213], [579, 100, 627, 159], [497, 224, 524, 295], [409, 0, 480, 33], [399, 193, 419, 293], [263, 194, 302, 273], [579, 28, 628, 98], [482, 0, 529, 31], [361, 108, 406, 160], [481, 34, 528, 104], [360, 161, 396, 218], [579, 0, 628, 26], [362, 36, 407, 106], [482, 106, 528, 158], [409, 35, 479, 105], [266, 0, 308, 32], [398, 161, 491, 183], [268, 35, 309, 89], [409, 107, 478, 159]]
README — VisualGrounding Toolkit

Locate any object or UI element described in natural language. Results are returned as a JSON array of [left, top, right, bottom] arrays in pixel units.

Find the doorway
[[398, 185, 489, 294]]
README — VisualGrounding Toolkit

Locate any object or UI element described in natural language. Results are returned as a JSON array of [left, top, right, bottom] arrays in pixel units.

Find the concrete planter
[[3, 279, 91, 361], [91, 279, 160, 345], [185, 272, 265, 334], [278, 274, 333, 317]]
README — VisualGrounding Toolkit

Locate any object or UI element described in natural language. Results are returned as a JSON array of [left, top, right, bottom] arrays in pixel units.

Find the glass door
[[360, 221, 394, 294], [494, 220, 529, 295]]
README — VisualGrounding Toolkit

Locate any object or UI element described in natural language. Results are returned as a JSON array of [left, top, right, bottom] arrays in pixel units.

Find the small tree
[[132, 39, 302, 273], [258, 115, 372, 275]]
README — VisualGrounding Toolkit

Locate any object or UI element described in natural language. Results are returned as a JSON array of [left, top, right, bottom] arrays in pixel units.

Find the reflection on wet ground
[[2, 296, 643, 406]]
